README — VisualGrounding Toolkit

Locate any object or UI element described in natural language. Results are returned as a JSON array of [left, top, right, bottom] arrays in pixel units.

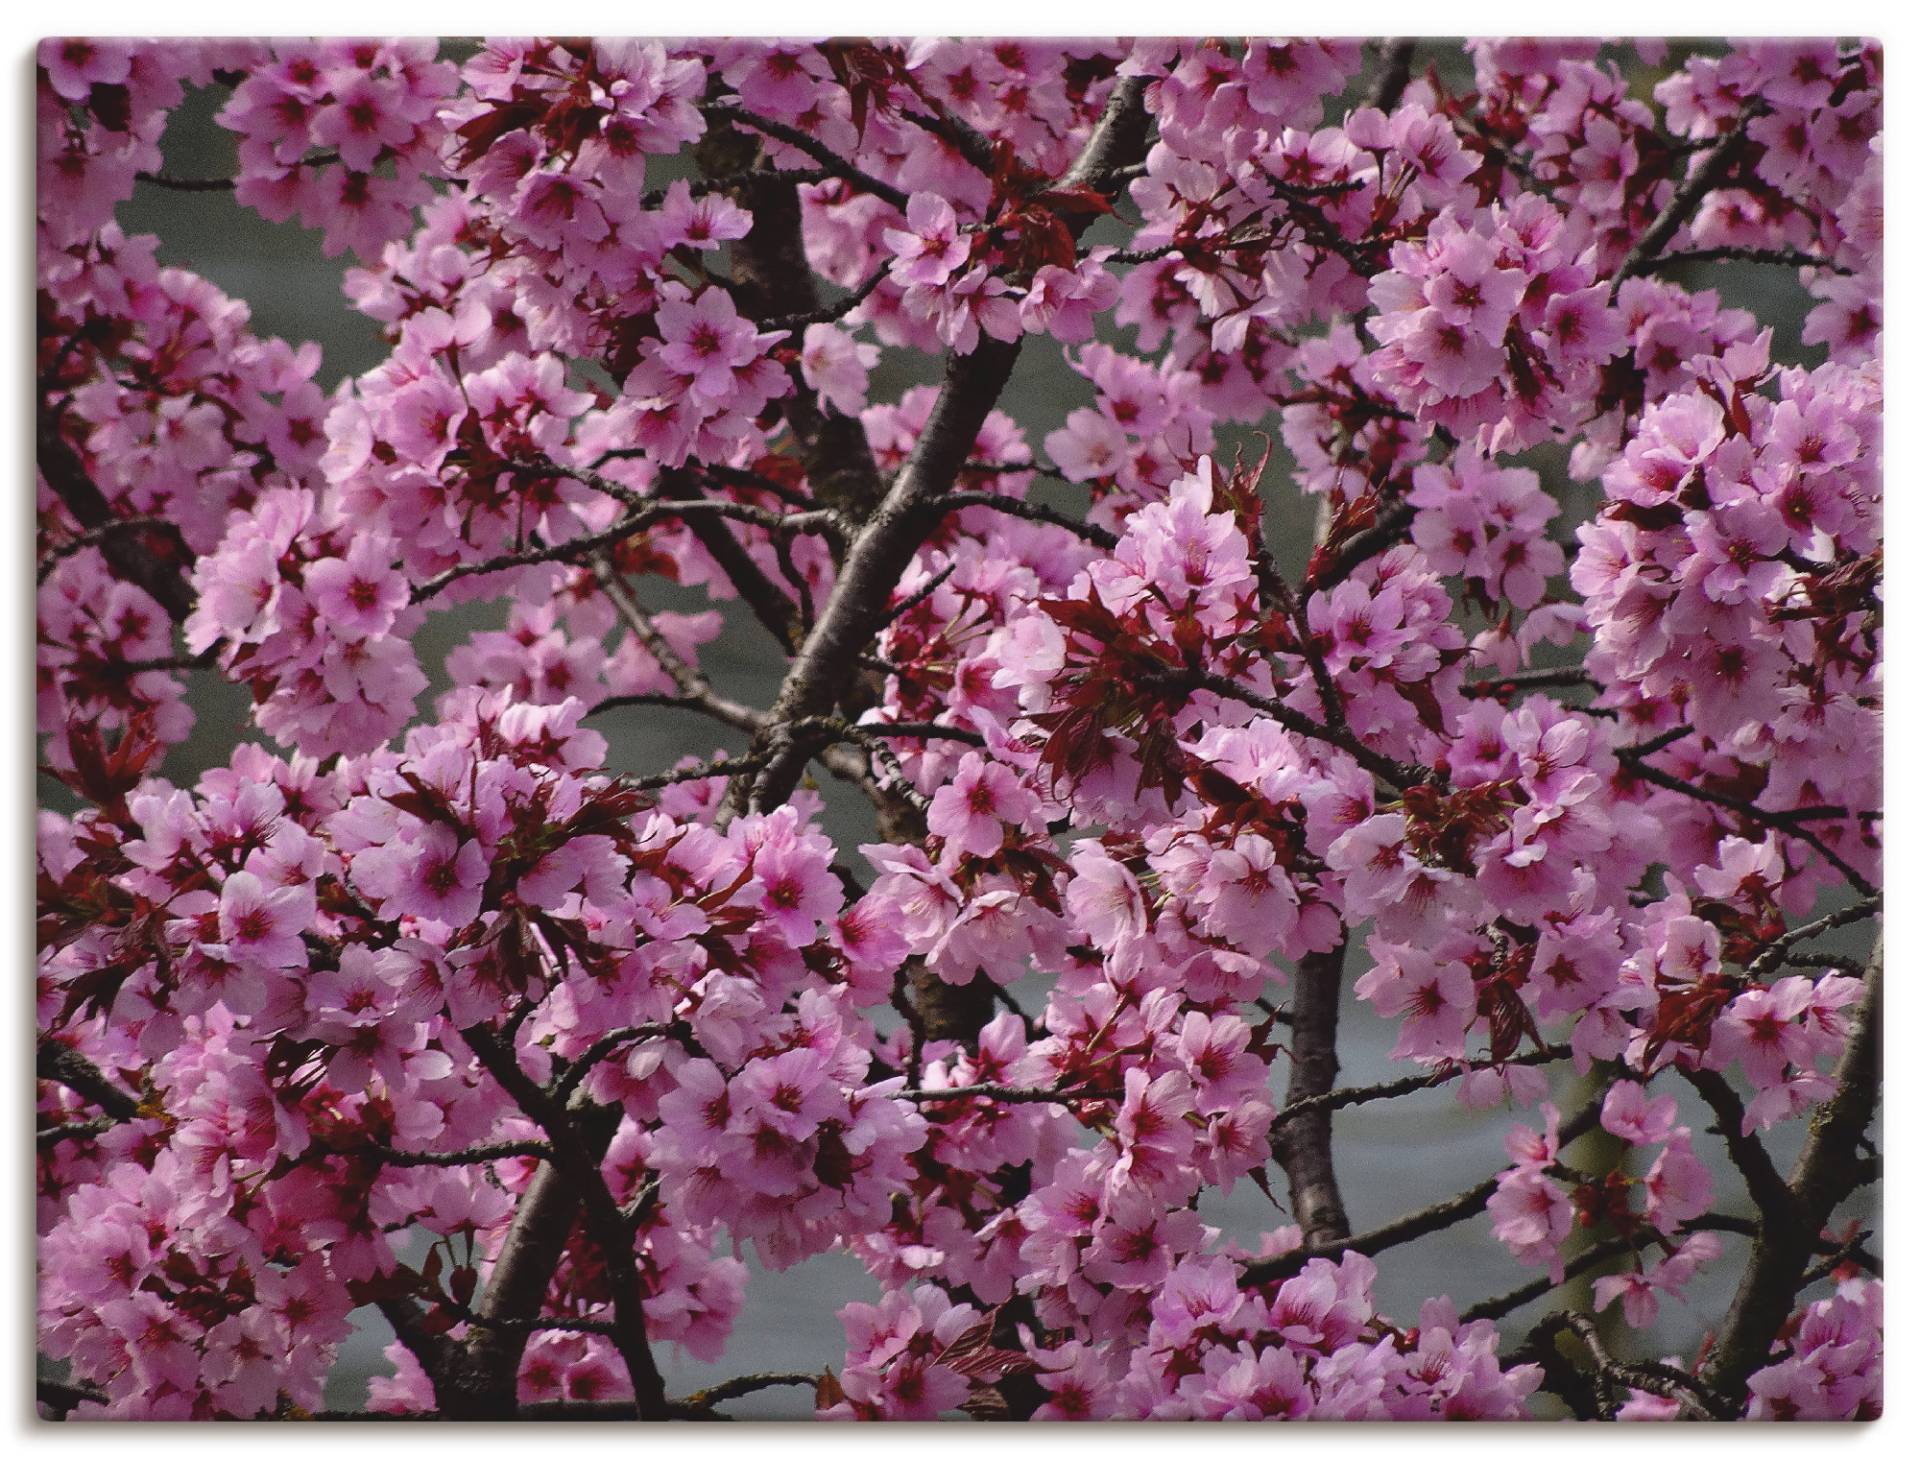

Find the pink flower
[[1488, 1164, 1572, 1279], [650, 178, 751, 252], [1709, 979, 1815, 1086], [1327, 814, 1417, 915], [656, 287, 784, 401], [926, 753, 1032, 861], [303, 535, 407, 641], [730, 1047, 841, 1142], [1600, 1080, 1679, 1146], [390, 825, 488, 927], [41, 38, 133, 101], [1113, 1067, 1198, 1191], [218, 869, 313, 970], [883, 193, 969, 288], [800, 323, 879, 415], [1354, 943, 1476, 1061], [1644, 1132, 1714, 1232]]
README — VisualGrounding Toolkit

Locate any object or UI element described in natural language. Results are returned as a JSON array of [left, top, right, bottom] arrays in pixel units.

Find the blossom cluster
[[37, 36, 1880, 1424]]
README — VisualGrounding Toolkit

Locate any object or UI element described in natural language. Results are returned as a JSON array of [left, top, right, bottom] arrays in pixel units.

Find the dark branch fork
[[1699, 942, 1882, 1401], [1242, 1100, 1609, 1288], [734, 75, 1154, 817], [37, 412, 196, 622], [1610, 102, 1764, 298]]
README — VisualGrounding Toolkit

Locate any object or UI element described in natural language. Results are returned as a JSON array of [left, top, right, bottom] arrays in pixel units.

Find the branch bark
[[713, 138, 888, 521], [38, 410, 196, 622], [1700, 938, 1881, 1402], [1610, 104, 1760, 297], [460, 1025, 670, 1419], [37, 1036, 141, 1122], [739, 75, 1152, 816], [1271, 941, 1352, 1249]]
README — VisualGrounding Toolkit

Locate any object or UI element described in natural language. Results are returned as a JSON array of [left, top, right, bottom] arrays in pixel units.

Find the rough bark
[[38, 410, 197, 623], [742, 76, 1151, 815], [1272, 939, 1353, 1248], [1701, 939, 1882, 1403]]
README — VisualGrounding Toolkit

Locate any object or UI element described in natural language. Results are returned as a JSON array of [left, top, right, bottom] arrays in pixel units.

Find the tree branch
[[588, 559, 764, 734], [1619, 754, 1875, 896], [36, 1036, 141, 1122], [936, 491, 1118, 549], [1241, 1100, 1604, 1287], [740, 76, 1154, 815], [1464, 1212, 1760, 1324], [38, 411, 196, 621], [411, 495, 840, 605], [1527, 1311, 1739, 1420], [1366, 40, 1418, 112], [1611, 104, 1761, 298], [1748, 895, 1880, 977], [459, 1024, 669, 1419], [1701, 940, 1881, 1402], [1644, 245, 1852, 275], [701, 103, 912, 212], [1269, 1043, 1573, 1130], [1678, 1067, 1798, 1235], [365, 1139, 555, 1168], [1271, 941, 1352, 1249], [1158, 668, 1428, 790]]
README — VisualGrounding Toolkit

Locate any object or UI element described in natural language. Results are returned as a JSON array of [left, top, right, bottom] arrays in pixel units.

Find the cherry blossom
[[35, 35, 1881, 1426]]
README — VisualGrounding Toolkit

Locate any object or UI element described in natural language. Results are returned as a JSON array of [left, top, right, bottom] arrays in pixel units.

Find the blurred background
[[79, 39, 1873, 1417]]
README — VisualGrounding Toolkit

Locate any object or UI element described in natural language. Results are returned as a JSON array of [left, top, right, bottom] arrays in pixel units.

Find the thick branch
[[742, 335, 1024, 810], [1678, 1067, 1798, 1234], [1366, 40, 1417, 112], [1271, 941, 1352, 1249], [1611, 105, 1760, 297], [741, 77, 1152, 816], [460, 1025, 669, 1419], [1701, 940, 1881, 1401], [37, 1036, 140, 1122], [713, 138, 888, 520], [38, 412, 195, 621]]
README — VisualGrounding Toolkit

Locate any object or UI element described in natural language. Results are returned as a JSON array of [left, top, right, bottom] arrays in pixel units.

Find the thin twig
[[1643, 245, 1853, 275], [1241, 1099, 1605, 1287], [1270, 1043, 1574, 1129], [702, 103, 912, 212], [761, 263, 888, 332], [936, 491, 1119, 549], [896, 1082, 1108, 1105], [1619, 755, 1875, 896], [365, 1139, 556, 1168], [413, 498, 843, 602]]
